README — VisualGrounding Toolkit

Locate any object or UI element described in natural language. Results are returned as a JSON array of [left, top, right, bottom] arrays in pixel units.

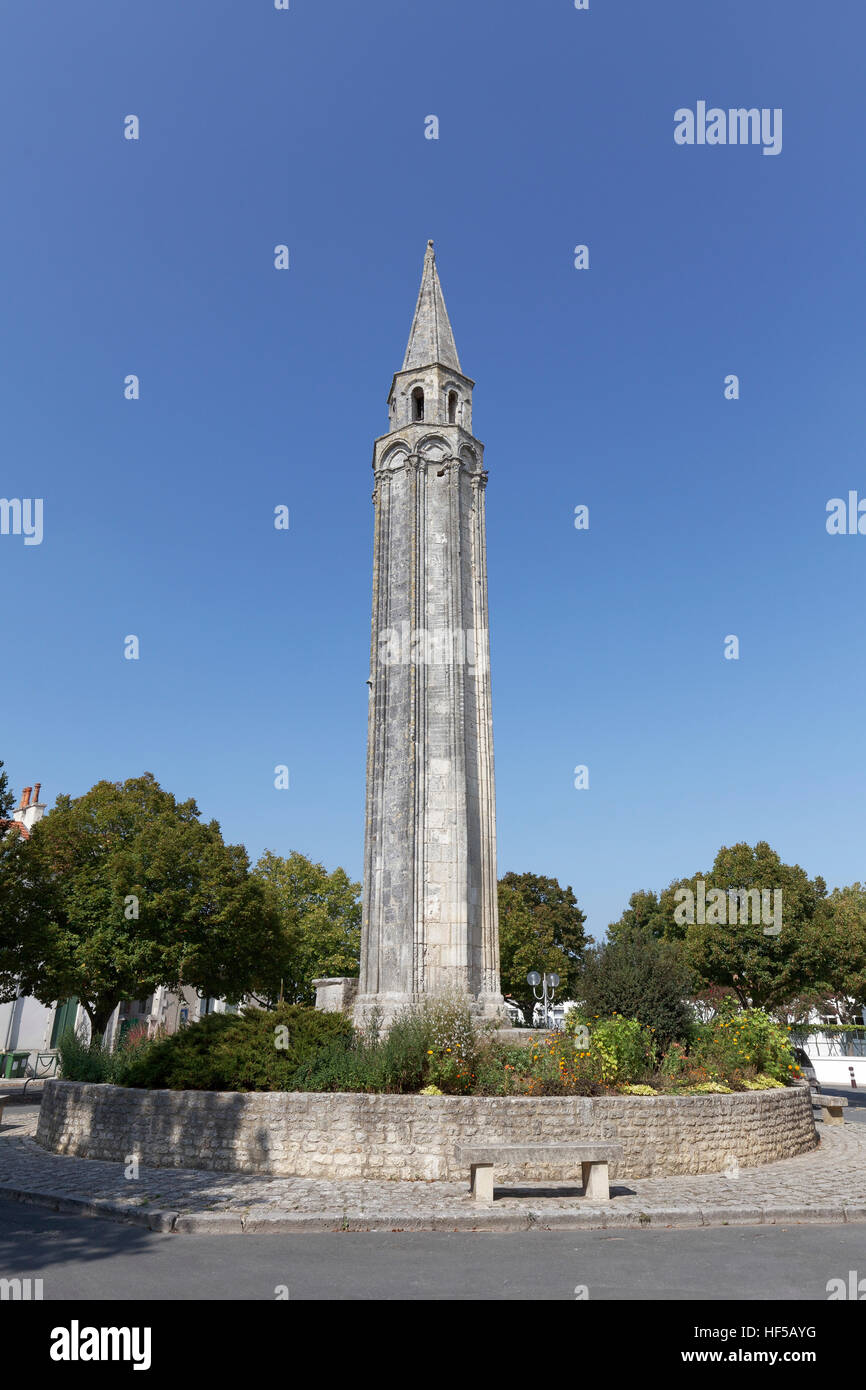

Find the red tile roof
[[0, 818, 29, 840]]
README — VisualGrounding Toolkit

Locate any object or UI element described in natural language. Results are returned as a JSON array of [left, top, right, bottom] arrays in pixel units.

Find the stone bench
[[458, 1142, 623, 1203], [815, 1094, 848, 1126]]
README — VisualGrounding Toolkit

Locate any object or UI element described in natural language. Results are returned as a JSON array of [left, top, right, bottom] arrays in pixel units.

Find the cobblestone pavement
[[1, 1105, 864, 1233]]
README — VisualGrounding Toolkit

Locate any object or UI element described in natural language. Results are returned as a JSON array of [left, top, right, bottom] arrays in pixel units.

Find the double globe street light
[[527, 970, 560, 1030]]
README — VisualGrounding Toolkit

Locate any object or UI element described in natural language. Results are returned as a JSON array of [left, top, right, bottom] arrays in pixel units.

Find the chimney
[[33, 783, 41, 803], [13, 783, 46, 833]]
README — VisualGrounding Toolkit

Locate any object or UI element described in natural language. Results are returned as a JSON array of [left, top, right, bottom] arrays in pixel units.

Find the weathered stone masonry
[[355, 242, 504, 1026], [37, 1082, 817, 1182]]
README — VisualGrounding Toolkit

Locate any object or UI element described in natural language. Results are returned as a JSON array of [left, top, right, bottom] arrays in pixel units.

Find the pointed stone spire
[[402, 240, 462, 374]]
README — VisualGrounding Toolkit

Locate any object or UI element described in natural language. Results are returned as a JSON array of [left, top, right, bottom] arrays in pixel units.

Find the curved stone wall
[[35, 1081, 817, 1180]]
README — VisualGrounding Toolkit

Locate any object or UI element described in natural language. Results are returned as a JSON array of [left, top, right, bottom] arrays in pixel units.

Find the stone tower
[[354, 242, 505, 1027]]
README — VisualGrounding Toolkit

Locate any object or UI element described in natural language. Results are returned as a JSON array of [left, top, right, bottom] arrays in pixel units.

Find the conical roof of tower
[[402, 241, 462, 374]]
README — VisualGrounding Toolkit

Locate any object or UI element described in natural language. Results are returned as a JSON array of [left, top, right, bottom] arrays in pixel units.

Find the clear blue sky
[[2, 0, 864, 940]]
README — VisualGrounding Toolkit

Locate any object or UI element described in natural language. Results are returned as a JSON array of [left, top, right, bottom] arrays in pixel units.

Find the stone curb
[[0, 1184, 180, 1232], [1, 1181, 865, 1234]]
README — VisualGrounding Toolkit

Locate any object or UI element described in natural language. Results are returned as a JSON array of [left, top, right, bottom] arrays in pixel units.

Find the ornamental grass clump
[[58, 1022, 160, 1085], [57, 1027, 113, 1084]]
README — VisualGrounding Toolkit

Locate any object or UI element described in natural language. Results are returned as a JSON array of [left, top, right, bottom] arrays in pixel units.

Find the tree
[[608, 842, 830, 1012], [580, 928, 695, 1047], [680, 842, 827, 1010], [0, 773, 281, 1037], [804, 885, 866, 1019], [0, 760, 14, 820], [252, 850, 361, 1006], [497, 871, 589, 1025], [607, 888, 674, 943]]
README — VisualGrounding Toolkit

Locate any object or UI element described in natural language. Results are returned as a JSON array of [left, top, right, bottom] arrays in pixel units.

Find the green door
[[50, 998, 79, 1047]]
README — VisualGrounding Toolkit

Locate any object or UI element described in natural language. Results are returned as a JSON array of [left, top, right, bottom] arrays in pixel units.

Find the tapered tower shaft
[[355, 243, 504, 1026]]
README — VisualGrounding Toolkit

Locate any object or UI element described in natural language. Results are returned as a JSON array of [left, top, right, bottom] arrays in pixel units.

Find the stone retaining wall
[[35, 1082, 817, 1180]]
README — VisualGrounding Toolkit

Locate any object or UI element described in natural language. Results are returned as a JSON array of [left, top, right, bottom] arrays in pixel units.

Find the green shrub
[[693, 1009, 796, 1084], [565, 1012, 656, 1084], [107, 1023, 161, 1084], [659, 1041, 690, 1083], [122, 1005, 353, 1091], [290, 1034, 385, 1092], [509, 1030, 605, 1095], [59, 998, 799, 1097], [296, 992, 479, 1094], [579, 928, 696, 1049], [471, 1042, 532, 1096], [360, 991, 478, 1094], [57, 1028, 112, 1083], [56, 1022, 157, 1084], [590, 1016, 656, 1084]]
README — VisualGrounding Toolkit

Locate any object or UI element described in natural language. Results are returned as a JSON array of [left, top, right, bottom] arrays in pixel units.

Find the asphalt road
[[2, 1202, 865, 1300]]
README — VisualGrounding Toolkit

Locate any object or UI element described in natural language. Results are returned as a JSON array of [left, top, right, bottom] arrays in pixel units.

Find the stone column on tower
[[354, 241, 505, 1028]]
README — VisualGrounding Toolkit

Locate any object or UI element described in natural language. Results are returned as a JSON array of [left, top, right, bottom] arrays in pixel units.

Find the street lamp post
[[527, 970, 560, 1030]]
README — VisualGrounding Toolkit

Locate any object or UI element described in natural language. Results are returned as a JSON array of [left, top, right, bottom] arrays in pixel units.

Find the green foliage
[[0, 773, 281, 1034], [122, 1005, 353, 1091], [60, 998, 796, 1099], [286, 1039, 378, 1093], [692, 1008, 798, 1084], [497, 871, 588, 1025], [659, 1041, 690, 1083], [252, 850, 361, 1006], [359, 1005, 434, 1091], [607, 889, 672, 943], [470, 1042, 532, 1096], [516, 1030, 606, 1095], [588, 1015, 656, 1084], [808, 886, 866, 1015], [609, 843, 839, 1011], [0, 760, 13, 820], [421, 992, 478, 1093], [295, 992, 479, 1095], [673, 843, 824, 1008], [58, 1022, 156, 1085], [57, 1028, 113, 1083], [579, 928, 695, 1048]]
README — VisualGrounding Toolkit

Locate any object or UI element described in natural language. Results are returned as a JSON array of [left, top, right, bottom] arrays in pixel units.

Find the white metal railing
[[792, 1030, 866, 1058]]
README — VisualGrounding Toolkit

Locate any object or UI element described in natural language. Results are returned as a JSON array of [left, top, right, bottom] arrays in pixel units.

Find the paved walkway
[[2, 1104, 865, 1233]]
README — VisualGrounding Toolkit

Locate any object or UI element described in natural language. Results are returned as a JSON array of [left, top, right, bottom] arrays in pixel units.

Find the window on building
[[412, 387, 425, 421], [448, 390, 458, 423]]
